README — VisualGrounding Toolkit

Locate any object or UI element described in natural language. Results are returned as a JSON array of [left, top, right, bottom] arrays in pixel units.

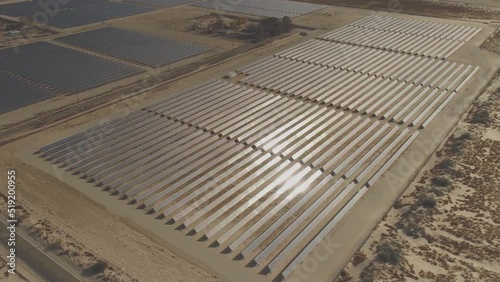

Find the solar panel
[[0, 71, 55, 114], [0, 0, 108, 17], [318, 18, 480, 59], [0, 42, 142, 94], [191, 0, 326, 18], [43, 2, 156, 28], [36, 14, 483, 281], [124, 0, 197, 8], [56, 27, 208, 67]]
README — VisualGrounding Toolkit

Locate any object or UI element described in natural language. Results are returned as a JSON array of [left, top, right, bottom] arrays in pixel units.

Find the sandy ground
[[337, 72, 500, 282]]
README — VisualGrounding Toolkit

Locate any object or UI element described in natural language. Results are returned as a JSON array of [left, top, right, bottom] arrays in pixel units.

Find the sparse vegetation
[[83, 260, 108, 276], [419, 195, 437, 208], [337, 269, 353, 282], [448, 132, 473, 154], [470, 109, 491, 125], [435, 158, 455, 171], [198, 14, 292, 42], [229, 17, 248, 33], [46, 239, 63, 251], [254, 16, 293, 42], [457, 132, 472, 140], [431, 176, 450, 187], [352, 251, 367, 266], [376, 242, 403, 265]]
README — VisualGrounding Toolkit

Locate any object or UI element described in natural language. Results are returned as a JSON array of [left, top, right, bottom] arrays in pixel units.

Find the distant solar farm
[[38, 15, 481, 280], [0, 28, 209, 113], [124, 0, 198, 9], [0, 0, 156, 28], [191, 0, 327, 18], [0, 41, 142, 113], [56, 27, 208, 67]]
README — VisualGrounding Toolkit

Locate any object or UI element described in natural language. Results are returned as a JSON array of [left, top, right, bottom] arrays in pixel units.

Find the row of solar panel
[[0, 70, 55, 114], [38, 95, 417, 279], [318, 26, 473, 59], [236, 48, 478, 128], [269, 39, 463, 81], [0, 0, 325, 28], [0, 27, 209, 114], [123, 0, 197, 9], [241, 44, 465, 87], [0, 0, 108, 17], [349, 15, 482, 42], [55, 27, 208, 67], [36, 15, 481, 281], [0, 41, 141, 94], [191, 0, 326, 18], [0, 1, 155, 28]]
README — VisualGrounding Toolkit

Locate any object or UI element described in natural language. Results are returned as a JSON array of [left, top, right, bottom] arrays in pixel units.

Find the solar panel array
[[0, 0, 108, 17], [0, 1, 156, 28], [319, 15, 481, 59], [38, 82, 416, 279], [38, 16, 480, 281], [124, 0, 198, 8], [44, 2, 156, 28], [0, 41, 142, 94], [191, 0, 326, 18], [0, 70, 55, 114], [56, 27, 208, 67], [238, 42, 478, 128]]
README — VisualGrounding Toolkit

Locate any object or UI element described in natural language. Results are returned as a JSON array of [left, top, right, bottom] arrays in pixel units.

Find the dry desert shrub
[[469, 109, 492, 126], [376, 242, 403, 265], [434, 158, 455, 171], [419, 195, 437, 209], [431, 176, 451, 187], [352, 251, 368, 266], [83, 260, 109, 277]]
